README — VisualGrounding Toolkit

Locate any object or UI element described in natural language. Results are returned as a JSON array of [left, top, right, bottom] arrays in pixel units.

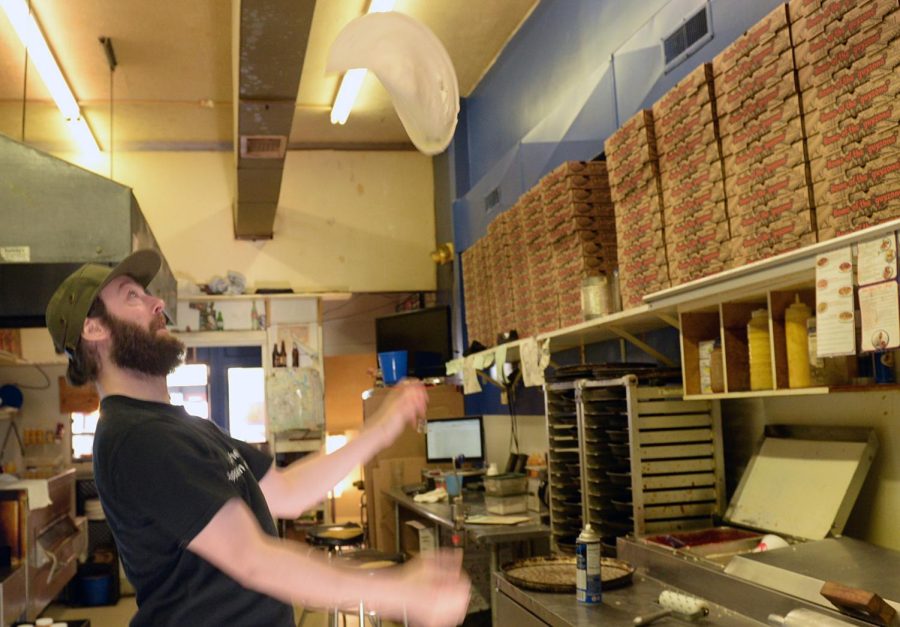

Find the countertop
[[384, 487, 550, 545], [494, 570, 766, 626]]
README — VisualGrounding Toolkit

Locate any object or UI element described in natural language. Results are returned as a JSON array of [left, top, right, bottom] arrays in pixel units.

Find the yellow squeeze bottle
[[785, 295, 812, 388], [748, 309, 773, 390]]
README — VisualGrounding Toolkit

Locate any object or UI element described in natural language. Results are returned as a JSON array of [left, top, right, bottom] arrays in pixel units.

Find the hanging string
[[109, 64, 114, 179], [99, 37, 117, 179], [19, 0, 30, 142]]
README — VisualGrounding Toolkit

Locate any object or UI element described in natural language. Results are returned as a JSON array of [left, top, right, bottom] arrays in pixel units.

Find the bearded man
[[45, 250, 469, 627]]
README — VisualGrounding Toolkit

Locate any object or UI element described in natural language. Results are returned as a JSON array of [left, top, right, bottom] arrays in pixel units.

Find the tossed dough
[[327, 12, 459, 155]]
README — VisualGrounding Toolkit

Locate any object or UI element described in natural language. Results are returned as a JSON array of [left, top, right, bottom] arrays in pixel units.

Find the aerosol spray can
[[575, 524, 602, 604]]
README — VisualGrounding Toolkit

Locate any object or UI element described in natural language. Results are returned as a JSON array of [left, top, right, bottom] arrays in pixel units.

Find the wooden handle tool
[[820, 580, 897, 626]]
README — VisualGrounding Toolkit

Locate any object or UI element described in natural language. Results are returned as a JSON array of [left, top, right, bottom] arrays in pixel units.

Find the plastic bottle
[[250, 301, 259, 330], [785, 295, 812, 388], [575, 524, 602, 604], [748, 309, 773, 390]]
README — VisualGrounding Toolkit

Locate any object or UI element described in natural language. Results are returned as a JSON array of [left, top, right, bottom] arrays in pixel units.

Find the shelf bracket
[[476, 369, 504, 390], [654, 311, 680, 330], [607, 325, 676, 367]]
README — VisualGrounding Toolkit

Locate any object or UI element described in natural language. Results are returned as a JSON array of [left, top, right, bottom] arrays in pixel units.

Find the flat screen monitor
[[375, 306, 452, 379], [425, 416, 485, 464]]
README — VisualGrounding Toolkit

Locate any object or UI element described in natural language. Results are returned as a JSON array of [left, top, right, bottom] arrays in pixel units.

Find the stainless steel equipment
[[638, 425, 878, 567], [544, 375, 724, 555], [0, 134, 176, 327]]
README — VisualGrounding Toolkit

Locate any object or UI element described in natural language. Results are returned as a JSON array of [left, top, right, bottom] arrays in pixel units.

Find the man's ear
[[82, 317, 110, 343]]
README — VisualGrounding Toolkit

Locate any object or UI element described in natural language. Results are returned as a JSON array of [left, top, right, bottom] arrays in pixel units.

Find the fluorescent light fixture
[[329, 0, 396, 125], [66, 117, 100, 153], [0, 0, 101, 153]]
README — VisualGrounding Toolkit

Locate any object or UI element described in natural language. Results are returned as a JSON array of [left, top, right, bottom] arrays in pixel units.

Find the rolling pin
[[633, 590, 709, 625]]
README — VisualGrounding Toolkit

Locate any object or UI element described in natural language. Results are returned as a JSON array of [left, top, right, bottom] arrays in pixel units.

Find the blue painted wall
[[447, 0, 785, 248]]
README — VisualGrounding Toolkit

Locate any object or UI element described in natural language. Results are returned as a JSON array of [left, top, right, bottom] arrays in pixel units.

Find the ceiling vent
[[662, 2, 713, 72], [239, 135, 287, 159]]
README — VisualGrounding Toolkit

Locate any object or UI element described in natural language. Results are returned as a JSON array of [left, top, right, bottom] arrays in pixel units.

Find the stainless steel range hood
[[0, 134, 176, 327]]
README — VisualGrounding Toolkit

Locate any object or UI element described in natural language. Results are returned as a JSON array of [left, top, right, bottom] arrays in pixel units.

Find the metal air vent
[[662, 3, 713, 72], [239, 135, 287, 159]]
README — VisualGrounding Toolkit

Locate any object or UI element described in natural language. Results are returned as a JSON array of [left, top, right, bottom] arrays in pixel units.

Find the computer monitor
[[375, 306, 452, 379], [425, 416, 485, 465]]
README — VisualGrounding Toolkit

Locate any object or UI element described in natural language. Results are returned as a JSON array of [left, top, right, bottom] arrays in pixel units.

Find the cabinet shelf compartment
[[769, 289, 816, 391], [721, 300, 771, 394], [679, 310, 721, 396]]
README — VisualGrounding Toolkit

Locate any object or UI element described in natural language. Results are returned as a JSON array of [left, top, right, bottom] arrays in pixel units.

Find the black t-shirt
[[93, 395, 294, 627]]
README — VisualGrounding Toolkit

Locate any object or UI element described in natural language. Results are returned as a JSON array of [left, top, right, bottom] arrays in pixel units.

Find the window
[[227, 367, 266, 443], [70, 347, 266, 460], [71, 409, 100, 460]]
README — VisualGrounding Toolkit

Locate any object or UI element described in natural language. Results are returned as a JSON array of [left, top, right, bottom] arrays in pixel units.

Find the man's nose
[[148, 293, 166, 314]]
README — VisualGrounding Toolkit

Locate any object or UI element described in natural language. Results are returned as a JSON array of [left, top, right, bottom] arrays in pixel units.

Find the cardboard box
[[817, 199, 900, 238], [725, 161, 809, 199], [809, 128, 900, 182], [797, 22, 900, 90], [794, 2, 899, 65], [719, 74, 800, 133], [807, 102, 899, 164], [790, 0, 895, 42], [718, 45, 794, 95], [656, 116, 717, 153], [719, 102, 802, 156], [730, 181, 813, 219], [729, 232, 816, 264], [664, 189, 728, 224], [713, 4, 790, 76], [724, 122, 806, 173], [605, 109, 655, 155], [403, 520, 436, 554]]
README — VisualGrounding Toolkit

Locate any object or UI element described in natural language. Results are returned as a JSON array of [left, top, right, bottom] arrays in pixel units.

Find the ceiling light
[[329, 0, 396, 125], [0, 0, 100, 154]]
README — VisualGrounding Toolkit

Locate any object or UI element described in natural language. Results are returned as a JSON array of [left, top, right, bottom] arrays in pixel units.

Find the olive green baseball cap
[[46, 249, 161, 358]]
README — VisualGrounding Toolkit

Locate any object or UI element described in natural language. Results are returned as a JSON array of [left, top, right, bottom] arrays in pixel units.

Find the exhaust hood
[[0, 134, 176, 328]]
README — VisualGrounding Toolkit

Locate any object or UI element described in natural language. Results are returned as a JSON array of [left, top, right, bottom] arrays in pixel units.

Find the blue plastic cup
[[445, 473, 462, 496], [378, 350, 408, 386]]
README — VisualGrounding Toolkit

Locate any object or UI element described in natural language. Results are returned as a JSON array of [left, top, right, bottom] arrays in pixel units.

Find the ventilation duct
[[233, 0, 316, 239]]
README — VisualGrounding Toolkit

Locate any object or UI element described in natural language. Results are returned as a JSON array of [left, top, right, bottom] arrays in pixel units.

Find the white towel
[[0, 476, 52, 510], [413, 487, 448, 504]]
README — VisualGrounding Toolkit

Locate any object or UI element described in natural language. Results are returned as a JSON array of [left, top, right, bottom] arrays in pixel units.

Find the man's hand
[[393, 549, 470, 627], [369, 379, 429, 449]]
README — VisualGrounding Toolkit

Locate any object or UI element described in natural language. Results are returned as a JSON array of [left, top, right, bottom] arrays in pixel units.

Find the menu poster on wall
[[858, 281, 900, 352], [857, 234, 897, 287], [815, 247, 856, 357]]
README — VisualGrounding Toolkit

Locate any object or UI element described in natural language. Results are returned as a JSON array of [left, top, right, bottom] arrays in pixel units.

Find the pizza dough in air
[[327, 11, 460, 155]]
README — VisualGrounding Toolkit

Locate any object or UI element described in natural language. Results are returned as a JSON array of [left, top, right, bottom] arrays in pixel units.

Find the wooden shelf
[[0, 355, 67, 367], [171, 329, 267, 347], [684, 387, 830, 400], [177, 292, 349, 302]]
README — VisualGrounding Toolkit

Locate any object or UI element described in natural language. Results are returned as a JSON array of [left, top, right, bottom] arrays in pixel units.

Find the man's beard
[[106, 313, 184, 377]]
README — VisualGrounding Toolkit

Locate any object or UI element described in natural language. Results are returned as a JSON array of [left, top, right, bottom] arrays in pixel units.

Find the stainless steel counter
[[494, 570, 766, 626], [385, 487, 550, 625], [384, 487, 549, 545], [618, 536, 876, 626]]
